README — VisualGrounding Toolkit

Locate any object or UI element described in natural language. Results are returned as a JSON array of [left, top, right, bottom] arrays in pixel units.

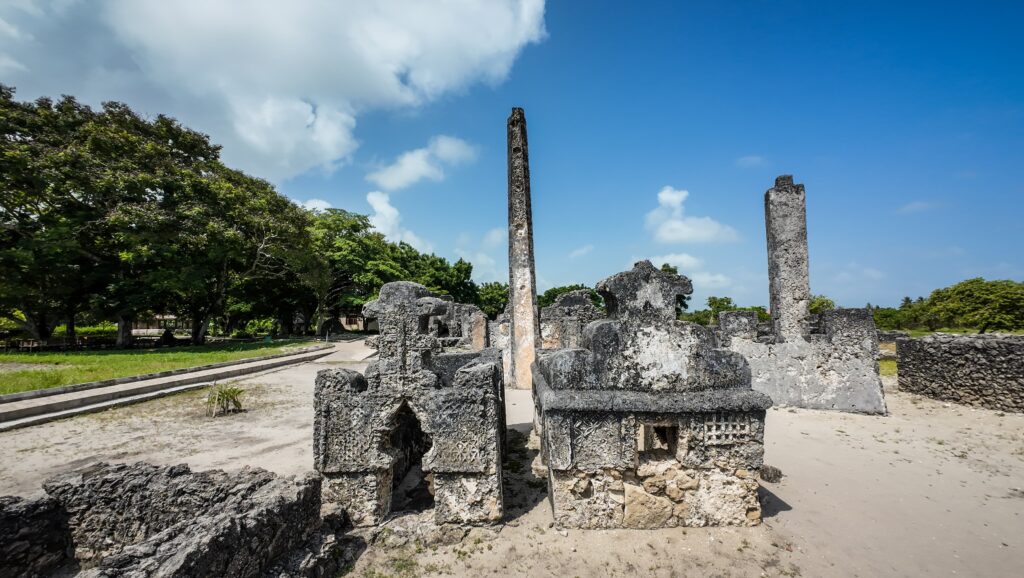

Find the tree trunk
[[66, 314, 76, 348], [191, 315, 209, 345], [23, 309, 54, 343], [117, 315, 134, 347]]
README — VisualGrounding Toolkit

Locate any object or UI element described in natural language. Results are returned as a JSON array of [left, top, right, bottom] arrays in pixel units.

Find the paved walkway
[[0, 345, 341, 431]]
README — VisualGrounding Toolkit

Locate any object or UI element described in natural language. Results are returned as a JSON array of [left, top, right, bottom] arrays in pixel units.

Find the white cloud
[[691, 272, 732, 289], [648, 252, 702, 271], [834, 263, 886, 283], [645, 186, 740, 244], [366, 191, 431, 252], [735, 155, 766, 168], [366, 135, 478, 191], [301, 198, 332, 212], [568, 244, 594, 259], [0, 0, 545, 182], [455, 227, 506, 283], [482, 227, 506, 249], [896, 201, 938, 214]]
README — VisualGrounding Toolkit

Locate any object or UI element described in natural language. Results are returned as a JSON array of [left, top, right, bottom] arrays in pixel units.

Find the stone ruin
[[533, 261, 773, 529], [314, 281, 506, 527], [427, 299, 489, 350], [540, 289, 604, 349], [898, 333, 1024, 413], [0, 462, 351, 578], [715, 176, 887, 414]]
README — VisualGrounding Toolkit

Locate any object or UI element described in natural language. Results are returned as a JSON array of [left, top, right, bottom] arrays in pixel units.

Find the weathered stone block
[[314, 281, 505, 526], [535, 261, 771, 529]]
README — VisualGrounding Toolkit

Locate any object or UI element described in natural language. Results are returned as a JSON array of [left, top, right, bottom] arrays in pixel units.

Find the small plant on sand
[[206, 383, 245, 416]]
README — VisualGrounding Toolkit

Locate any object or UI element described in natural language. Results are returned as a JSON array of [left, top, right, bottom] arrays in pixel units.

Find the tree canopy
[[0, 86, 483, 344]]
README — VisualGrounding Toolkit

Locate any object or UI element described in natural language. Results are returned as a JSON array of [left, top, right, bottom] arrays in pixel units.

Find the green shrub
[[206, 383, 245, 417], [51, 322, 118, 338]]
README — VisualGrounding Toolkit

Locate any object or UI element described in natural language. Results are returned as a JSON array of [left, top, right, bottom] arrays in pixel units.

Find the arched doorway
[[387, 402, 434, 512]]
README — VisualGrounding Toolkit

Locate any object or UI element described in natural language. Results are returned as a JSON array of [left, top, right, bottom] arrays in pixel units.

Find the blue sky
[[2, 1, 1021, 307]]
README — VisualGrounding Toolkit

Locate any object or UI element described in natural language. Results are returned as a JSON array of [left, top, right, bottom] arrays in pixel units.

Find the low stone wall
[[0, 495, 72, 577], [0, 462, 351, 578], [877, 330, 910, 343], [897, 334, 1024, 413]]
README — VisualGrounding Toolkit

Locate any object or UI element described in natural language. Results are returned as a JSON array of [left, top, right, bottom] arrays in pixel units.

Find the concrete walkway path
[[0, 344, 344, 431]]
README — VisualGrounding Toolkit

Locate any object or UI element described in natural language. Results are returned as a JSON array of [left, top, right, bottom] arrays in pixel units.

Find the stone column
[[507, 107, 539, 390], [764, 175, 811, 341]]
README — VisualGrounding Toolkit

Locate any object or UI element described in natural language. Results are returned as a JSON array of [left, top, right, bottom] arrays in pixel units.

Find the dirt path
[[1, 355, 1022, 576]]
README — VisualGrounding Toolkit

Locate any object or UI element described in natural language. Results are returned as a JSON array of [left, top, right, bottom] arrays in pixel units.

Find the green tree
[[928, 278, 1024, 333], [809, 294, 836, 314], [659, 263, 678, 275], [476, 282, 509, 319], [538, 284, 603, 310]]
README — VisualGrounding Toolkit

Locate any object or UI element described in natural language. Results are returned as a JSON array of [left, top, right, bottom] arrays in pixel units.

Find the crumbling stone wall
[[877, 330, 909, 343], [0, 462, 348, 578], [315, 281, 505, 527], [717, 176, 887, 414], [0, 495, 72, 577], [430, 301, 489, 350], [540, 289, 604, 349], [534, 261, 771, 529], [897, 334, 1024, 413]]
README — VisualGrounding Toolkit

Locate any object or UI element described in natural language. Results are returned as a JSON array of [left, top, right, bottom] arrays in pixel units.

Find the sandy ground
[[1, 344, 1022, 577]]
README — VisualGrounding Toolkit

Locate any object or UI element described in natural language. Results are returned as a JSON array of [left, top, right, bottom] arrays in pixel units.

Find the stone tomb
[[314, 282, 505, 526], [533, 261, 772, 529]]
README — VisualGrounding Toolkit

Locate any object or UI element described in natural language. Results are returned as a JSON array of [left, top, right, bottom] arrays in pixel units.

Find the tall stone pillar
[[765, 175, 811, 341], [507, 107, 539, 390]]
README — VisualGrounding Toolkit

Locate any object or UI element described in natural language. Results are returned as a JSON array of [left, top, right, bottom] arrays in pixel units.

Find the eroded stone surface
[[0, 462, 346, 578], [715, 176, 887, 415], [898, 334, 1024, 413], [534, 261, 771, 529], [315, 281, 505, 526], [507, 107, 540, 390]]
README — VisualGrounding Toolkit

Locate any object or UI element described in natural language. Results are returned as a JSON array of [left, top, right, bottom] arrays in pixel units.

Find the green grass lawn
[[0, 340, 316, 396], [879, 358, 897, 377]]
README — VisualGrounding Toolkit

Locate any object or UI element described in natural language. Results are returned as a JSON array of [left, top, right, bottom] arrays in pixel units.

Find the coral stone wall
[[897, 334, 1024, 413]]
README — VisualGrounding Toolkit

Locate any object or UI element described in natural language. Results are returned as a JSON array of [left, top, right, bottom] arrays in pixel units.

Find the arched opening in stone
[[388, 402, 434, 512]]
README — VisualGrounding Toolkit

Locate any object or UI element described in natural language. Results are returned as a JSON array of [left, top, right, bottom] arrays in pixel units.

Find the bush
[[51, 322, 118, 339], [206, 383, 245, 417]]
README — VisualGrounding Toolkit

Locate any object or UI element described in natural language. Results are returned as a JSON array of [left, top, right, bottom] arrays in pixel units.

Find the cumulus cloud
[[301, 198, 332, 212], [735, 155, 766, 168], [645, 186, 739, 244], [0, 0, 545, 182], [568, 244, 594, 259], [366, 191, 431, 252], [366, 135, 479, 191], [648, 252, 702, 271], [896, 201, 938, 214]]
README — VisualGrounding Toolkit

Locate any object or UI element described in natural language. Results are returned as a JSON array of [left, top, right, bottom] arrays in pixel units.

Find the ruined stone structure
[[533, 261, 772, 529], [429, 300, 489, 350], [898, 334, 1024, 413], [717, 176, 887, 414], [507, 107, 540, 390], [0, 462, 349, 578], [315, 281, 505, 526], [540, 289, 604, 349]]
